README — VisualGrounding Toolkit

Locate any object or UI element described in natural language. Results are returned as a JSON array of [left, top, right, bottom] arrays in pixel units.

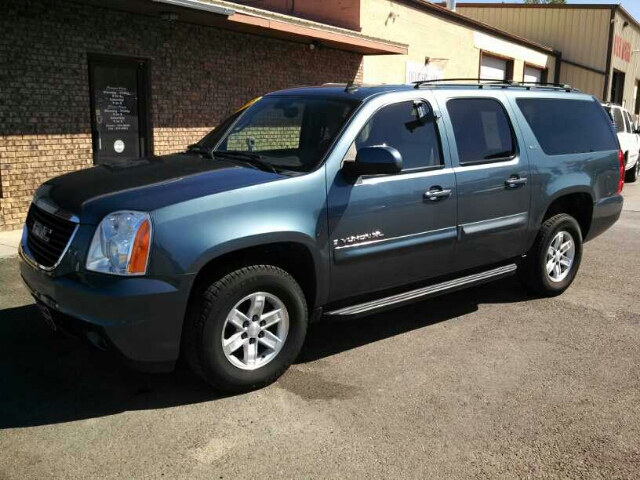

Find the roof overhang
[[73, 0, 408, 55]]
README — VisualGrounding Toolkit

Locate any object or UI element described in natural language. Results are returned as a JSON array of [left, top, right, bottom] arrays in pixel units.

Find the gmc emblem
[[32, 221, 52, 243]]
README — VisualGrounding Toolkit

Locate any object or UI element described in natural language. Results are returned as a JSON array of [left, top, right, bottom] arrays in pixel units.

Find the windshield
[[198, 96, 360, 173]]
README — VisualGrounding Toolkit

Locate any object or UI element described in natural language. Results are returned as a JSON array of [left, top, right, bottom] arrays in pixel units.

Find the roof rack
[[413, 78, 578, 92]]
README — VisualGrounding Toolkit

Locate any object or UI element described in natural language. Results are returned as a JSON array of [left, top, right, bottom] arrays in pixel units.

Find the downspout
[[603, 6, 617, 101]]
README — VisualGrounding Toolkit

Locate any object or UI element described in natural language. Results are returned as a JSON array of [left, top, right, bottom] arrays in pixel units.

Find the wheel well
[[543, 193, 593, 238], [187, 242, 317, 310]]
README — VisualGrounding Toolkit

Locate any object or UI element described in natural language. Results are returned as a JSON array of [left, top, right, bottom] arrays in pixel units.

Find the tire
[[625, 158, 639, 183], [184, 265, 308, 393], [519, 214, 583, 297]]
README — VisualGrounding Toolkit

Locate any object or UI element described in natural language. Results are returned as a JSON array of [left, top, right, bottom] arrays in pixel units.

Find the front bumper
[[19, 245, 194, 372]]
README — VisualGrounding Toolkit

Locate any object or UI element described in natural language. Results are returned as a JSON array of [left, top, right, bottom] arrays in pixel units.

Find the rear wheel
[[626, 158, 639, 183], [184, 265, 308, 392], [519, 213, 583, 297]]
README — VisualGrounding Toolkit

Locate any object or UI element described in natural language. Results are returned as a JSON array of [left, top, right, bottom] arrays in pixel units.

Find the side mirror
[[342, 146, 403, 178]]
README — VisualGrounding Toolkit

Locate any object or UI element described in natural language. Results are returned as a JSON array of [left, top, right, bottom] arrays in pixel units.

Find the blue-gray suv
[[19, 82, 625, 391]]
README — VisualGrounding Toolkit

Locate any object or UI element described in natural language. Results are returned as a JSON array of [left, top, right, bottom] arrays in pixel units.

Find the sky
[[456, 1, 640, 23]]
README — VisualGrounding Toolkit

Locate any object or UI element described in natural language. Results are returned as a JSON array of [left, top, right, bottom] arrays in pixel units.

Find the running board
[[325, 264, 517, 317]]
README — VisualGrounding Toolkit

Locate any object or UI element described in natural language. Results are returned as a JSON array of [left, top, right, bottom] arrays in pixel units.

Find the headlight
[[86, 211, 152, 276]]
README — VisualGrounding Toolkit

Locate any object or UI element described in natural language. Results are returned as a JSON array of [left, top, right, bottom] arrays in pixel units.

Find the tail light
[[617, 150, 625, 193]]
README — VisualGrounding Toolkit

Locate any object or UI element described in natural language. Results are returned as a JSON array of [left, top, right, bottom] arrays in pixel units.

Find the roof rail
[[413, 78, 578, 92]]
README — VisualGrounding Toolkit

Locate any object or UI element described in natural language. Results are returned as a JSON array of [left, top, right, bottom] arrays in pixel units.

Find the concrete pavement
[[1, 188, 639, 478], [0, 228, 21, 259]]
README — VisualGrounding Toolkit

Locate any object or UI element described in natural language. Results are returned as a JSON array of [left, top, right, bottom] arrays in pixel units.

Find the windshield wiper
[[212, 151, 279, 174], [186, 144, 214, 158]]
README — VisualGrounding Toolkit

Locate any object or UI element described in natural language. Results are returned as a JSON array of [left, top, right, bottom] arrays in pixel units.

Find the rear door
[[434, 90, 531, 271]]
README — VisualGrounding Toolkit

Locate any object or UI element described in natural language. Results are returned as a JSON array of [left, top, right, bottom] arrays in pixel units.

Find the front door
[[434, 91, 531, 271], [327, 95, 458, 302], [88, 55, 150, 164]]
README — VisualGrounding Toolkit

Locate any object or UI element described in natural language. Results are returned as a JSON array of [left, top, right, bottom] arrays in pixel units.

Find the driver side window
[[344, 100, 443, 171]]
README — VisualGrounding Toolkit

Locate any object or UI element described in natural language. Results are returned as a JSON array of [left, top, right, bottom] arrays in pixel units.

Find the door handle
[[424, 187, 452, 201], [505, 176, 527, 188]]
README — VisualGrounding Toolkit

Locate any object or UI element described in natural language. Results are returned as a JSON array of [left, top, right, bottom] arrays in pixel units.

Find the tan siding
[[610, 10, 640, 112], [459, 7, 610, 71], [360, 0, 555, 84], [559, 63, 605, 99]]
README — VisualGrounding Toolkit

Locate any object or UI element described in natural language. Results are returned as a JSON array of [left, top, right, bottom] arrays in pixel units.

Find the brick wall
[[0, 0, 363, 231]]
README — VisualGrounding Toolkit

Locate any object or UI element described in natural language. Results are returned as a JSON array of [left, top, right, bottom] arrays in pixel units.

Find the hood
[[36, 154, 285, 224]]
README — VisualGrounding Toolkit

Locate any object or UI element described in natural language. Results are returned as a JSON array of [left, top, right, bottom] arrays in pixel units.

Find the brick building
[[0, 0, 405, 230]]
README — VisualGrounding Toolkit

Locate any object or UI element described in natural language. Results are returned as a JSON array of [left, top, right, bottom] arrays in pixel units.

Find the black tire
[[519, 213, 583, 297], [625, 159, 639, 183], [184, 265, 308, 393]]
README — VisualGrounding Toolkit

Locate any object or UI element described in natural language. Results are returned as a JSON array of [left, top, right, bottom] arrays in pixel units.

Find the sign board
[[614, 35, 631, 63], [405, 60, 445, 84]]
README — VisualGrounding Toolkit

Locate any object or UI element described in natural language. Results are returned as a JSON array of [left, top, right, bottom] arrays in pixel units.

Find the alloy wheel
[[546, 230, 575, 283], [221, 292, 289, 370]]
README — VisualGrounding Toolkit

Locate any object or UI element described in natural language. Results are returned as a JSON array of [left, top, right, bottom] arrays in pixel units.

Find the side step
[[325, 264, 517, 317]]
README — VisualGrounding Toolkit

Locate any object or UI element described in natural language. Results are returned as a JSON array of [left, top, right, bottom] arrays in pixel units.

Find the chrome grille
[[25, 203, 77, 268]]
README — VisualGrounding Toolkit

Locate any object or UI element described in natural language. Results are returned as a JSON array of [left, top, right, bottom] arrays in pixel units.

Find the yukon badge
[[334, 230, 385, 248], [31, 221, 52, 243]]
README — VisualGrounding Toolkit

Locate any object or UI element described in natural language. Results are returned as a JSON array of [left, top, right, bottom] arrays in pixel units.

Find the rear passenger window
[[345, 101, 443, 171], [446, 98, 516, 164], [516, 99, 619, 156]]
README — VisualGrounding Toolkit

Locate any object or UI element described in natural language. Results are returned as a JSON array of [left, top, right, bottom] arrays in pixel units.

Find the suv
[[20, 83, 624, 392], [603, 103, 640, 182]]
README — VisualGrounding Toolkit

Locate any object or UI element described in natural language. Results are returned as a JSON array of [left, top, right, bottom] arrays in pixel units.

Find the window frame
[[346, 98, 446, 178], [445, 96, 519, 167]]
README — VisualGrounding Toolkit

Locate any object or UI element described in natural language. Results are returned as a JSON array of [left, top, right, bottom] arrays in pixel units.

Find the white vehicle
[[603, 103, 639, 182]]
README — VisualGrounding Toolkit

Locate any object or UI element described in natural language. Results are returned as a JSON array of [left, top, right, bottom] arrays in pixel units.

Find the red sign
[[614, 35, 631, 62]]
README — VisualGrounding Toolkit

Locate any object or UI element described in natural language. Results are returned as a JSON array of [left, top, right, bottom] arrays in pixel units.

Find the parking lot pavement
[[0, 199, 639, 479]]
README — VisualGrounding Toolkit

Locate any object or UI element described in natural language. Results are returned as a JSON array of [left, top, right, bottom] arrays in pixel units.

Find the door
[[327, 96, 457, 302], [436, 92, 531, 271], [611, 70, 625, 106], [480, 53, 513, 82], [88, 55, 150, 164], [523, 65, 546, 84]]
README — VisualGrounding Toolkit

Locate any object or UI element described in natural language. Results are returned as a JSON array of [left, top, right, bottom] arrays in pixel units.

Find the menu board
[[92, 64, 140, 162]]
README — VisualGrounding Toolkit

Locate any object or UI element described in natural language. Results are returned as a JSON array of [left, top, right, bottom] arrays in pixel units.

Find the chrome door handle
[[505, 176, 527, 188], [424, 188, 452, 201]]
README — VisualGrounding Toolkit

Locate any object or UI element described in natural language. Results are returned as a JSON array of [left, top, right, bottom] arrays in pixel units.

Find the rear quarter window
[[516, 98, 618, 155]]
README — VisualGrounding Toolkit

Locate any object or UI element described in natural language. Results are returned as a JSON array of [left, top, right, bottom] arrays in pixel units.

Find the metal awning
[[77, 0, 408, 55]]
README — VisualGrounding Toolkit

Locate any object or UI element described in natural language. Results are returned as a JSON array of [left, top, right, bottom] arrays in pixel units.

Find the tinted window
[[447, 98, 516, 164], [345, 101, 442, 171], [208, 97, 358, 172], [516, 99, 619, 156], [624, 111, 634, 132], [611, 107, 625, 133]]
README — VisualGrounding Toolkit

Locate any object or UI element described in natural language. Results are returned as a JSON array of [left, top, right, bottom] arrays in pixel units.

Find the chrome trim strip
[[334, 226, 454, 251], [325, 264, 517, 316], [334, 227, 457, 263], [360, 167, 454, 185], [21, 223, 80, 272]]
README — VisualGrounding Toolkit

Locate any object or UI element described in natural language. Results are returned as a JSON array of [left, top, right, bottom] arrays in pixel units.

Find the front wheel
[[519, 214, 583, 297], [184, 265, 308, 392]]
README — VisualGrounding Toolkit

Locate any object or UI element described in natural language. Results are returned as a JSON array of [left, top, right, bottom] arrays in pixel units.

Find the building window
[[479, 52, 513, 82]]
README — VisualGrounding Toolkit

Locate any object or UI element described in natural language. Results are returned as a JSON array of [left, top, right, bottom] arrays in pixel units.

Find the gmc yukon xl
[[19, 82, 625, 392]]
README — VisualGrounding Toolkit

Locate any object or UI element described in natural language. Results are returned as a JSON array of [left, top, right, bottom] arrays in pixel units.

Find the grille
[[25, 203, 77, 268]]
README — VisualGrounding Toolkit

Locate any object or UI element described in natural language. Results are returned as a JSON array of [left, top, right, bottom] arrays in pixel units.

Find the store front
[[0, 0, 405, 230]]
